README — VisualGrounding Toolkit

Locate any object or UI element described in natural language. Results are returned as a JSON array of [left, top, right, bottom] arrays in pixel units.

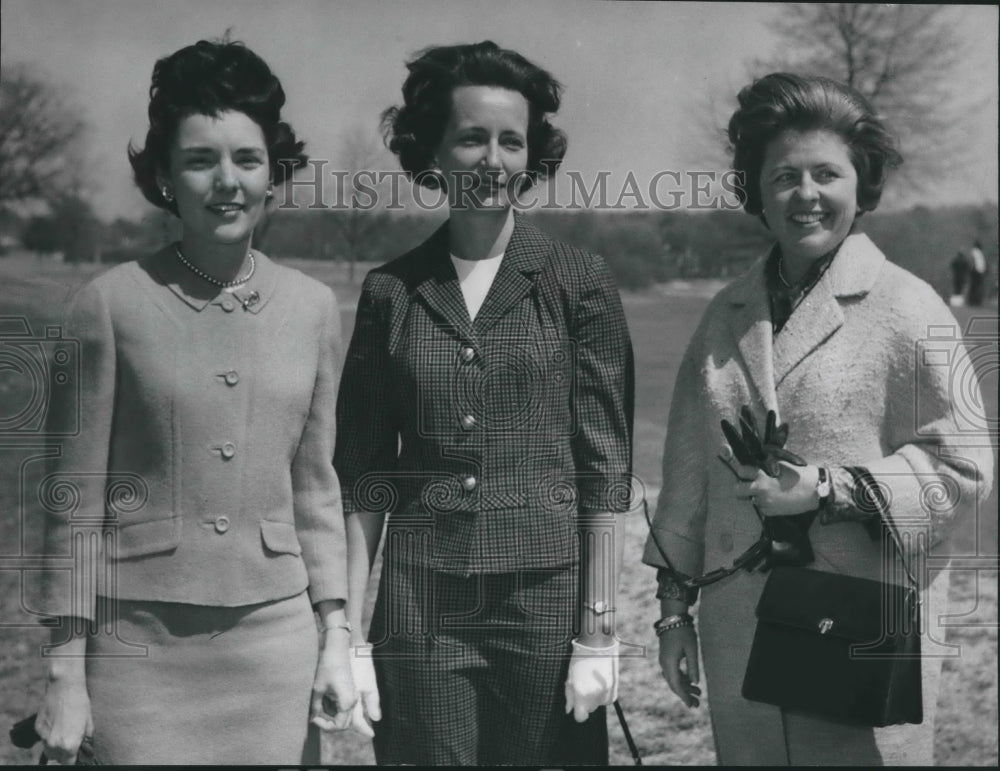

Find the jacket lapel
[[473, 216, 549, 335], [412, 222, 474, 337], [727, 256, 779, 411], [771, 232, 885, 388]]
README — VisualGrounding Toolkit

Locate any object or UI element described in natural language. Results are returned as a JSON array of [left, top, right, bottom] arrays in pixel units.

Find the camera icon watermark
[[915, 317, 998, 438], [0, 317, 80, 437]]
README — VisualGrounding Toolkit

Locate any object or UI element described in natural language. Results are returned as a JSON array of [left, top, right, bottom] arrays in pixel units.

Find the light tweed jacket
[[642, 232, 994, 765], [31, 248, 348, 620]]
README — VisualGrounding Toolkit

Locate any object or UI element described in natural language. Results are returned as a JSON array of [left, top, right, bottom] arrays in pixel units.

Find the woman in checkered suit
[[334, 41, 635, 765]]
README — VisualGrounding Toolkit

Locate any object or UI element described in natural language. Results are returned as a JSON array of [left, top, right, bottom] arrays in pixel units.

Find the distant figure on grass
[[950, 249, 969, 307], [967, 239, 987, 306], [643, 72, 994, 765], [335, 40, 634, 766], [30, 37, 366, 765]]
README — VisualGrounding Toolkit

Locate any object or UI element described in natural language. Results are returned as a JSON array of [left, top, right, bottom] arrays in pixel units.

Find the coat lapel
[[771, 278, 843, 388], [411, 222, 474, 337], [727, 256, 779, 411], [771, 232, 885, 388], [472, 216, 549, 335]]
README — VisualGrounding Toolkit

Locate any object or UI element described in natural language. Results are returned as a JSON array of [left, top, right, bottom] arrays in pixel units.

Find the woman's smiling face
[[759, 129, 859, 264], [160, 109, 271, 246], [434, 85, 530, 211]]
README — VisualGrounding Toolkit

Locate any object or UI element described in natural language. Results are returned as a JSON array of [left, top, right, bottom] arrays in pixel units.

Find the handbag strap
[[843, 466, 920, 590], [644, 465, 920, 592], [643, 497, 770, 590]]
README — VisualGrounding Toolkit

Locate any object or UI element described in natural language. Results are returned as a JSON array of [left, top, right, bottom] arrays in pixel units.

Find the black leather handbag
[[741, 469, 923, 727]]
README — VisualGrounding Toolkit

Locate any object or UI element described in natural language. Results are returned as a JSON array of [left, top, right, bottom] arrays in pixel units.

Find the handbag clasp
[[818, 617, 834, 634]]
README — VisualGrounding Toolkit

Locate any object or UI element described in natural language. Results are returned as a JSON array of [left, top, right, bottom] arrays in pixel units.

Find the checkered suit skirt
[[369, 559, 607, 765]]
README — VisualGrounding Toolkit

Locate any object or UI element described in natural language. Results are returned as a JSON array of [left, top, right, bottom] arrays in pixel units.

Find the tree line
[[2, 4, 995, 300], [12, 202, 991, 304]]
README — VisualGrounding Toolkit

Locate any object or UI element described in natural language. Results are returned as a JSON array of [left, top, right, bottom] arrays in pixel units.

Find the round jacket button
[[461, 414, 476, 429], [462, 475, 477, 491], [224, 370, 239, 386], [460, 346, 475, 363], [214, 515, 230, 534], [221, 442, 236, 459], [221, 299, 235, 312]]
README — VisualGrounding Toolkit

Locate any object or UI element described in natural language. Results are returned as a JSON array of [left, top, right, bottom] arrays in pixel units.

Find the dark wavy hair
[[727, 72, 902, 219], [128, 37, 307, 215], [381, 40, 567, 191]]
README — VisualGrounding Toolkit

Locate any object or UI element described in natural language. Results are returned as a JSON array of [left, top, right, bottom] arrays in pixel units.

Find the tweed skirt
[[369, 560, 608, 765], [85, 591, 319, 765]]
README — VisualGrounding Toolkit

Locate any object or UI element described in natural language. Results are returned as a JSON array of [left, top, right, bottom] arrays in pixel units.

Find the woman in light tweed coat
[[31, 39, 359, 764], [644, 73, 994, 765]]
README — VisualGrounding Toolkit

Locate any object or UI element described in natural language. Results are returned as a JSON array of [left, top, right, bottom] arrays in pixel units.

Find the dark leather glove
[[759, 511, 817, 571], [722, 407, 807, 477], [721, 406, 816, 570]]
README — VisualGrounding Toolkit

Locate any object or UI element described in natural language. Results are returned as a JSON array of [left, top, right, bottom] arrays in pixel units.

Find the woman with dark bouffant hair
[[31, 37, 363, 764], [334, 40, 634, 765], [643, 72, 993, 765]]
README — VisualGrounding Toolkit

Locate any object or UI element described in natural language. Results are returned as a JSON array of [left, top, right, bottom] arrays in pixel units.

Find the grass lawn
[[1, 253, 996, 765]]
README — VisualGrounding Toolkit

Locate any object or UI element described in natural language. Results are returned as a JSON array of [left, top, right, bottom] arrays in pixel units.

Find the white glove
[[564, 638, 620, 723], [349, 643, 381, 736]]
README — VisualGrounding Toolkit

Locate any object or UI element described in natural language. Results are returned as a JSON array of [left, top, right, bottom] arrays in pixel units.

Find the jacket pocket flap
[[114, 517, 181, 559], [260, 520, 303, 556]]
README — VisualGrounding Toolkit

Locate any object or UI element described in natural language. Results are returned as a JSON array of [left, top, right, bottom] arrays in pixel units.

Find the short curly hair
[[128, 37, 307, 215], [381, 40, 567, 191], [727, 72, 902, 218]]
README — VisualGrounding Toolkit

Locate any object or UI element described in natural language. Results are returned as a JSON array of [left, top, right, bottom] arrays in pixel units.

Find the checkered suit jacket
[[334, 215, 634, 574]]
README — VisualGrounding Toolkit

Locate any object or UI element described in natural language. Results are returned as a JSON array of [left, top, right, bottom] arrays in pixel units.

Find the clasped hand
[[564, 638, 619, 722], [731, 457, 820, 517], [36, 670, 93, 765], [310, 639, 381, 738], [720, 406, 819, 518]]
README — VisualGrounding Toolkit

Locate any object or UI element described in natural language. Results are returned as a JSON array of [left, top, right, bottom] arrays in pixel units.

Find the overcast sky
[[2, 0, 997, 221]]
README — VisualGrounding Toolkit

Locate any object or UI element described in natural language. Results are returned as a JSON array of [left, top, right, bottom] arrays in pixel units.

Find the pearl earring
[[161, 187, 174, 203]]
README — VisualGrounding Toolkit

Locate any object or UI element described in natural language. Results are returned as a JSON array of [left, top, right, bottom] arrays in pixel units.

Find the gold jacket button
[[221, 442, 236, 459], [224, 370, 239, 386], [221, 299, 235, 312], [460, 346, 475, 363], [462, 475, 477, 491], [214, 515, 230, 534], [461, 414, 476, 429]]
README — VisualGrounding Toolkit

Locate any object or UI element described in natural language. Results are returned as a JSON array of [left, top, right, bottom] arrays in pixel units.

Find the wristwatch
[[816, 466, 832, 507], [582, 600, 615, 615]]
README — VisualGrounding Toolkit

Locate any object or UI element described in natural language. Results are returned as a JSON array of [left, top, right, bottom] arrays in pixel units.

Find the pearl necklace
[[777, 257, 792, 288], [173, 243, 255, 288]]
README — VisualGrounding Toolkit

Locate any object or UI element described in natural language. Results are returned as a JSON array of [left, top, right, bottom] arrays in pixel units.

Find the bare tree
[[756, 4, 977, 197], [329, 124, 392, 282], [0, 64, 85, 210], [685, 5, 982, 208]]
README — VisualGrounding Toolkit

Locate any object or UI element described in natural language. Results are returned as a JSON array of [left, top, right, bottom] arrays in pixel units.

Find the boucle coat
[[643, 233, 994, 765]]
